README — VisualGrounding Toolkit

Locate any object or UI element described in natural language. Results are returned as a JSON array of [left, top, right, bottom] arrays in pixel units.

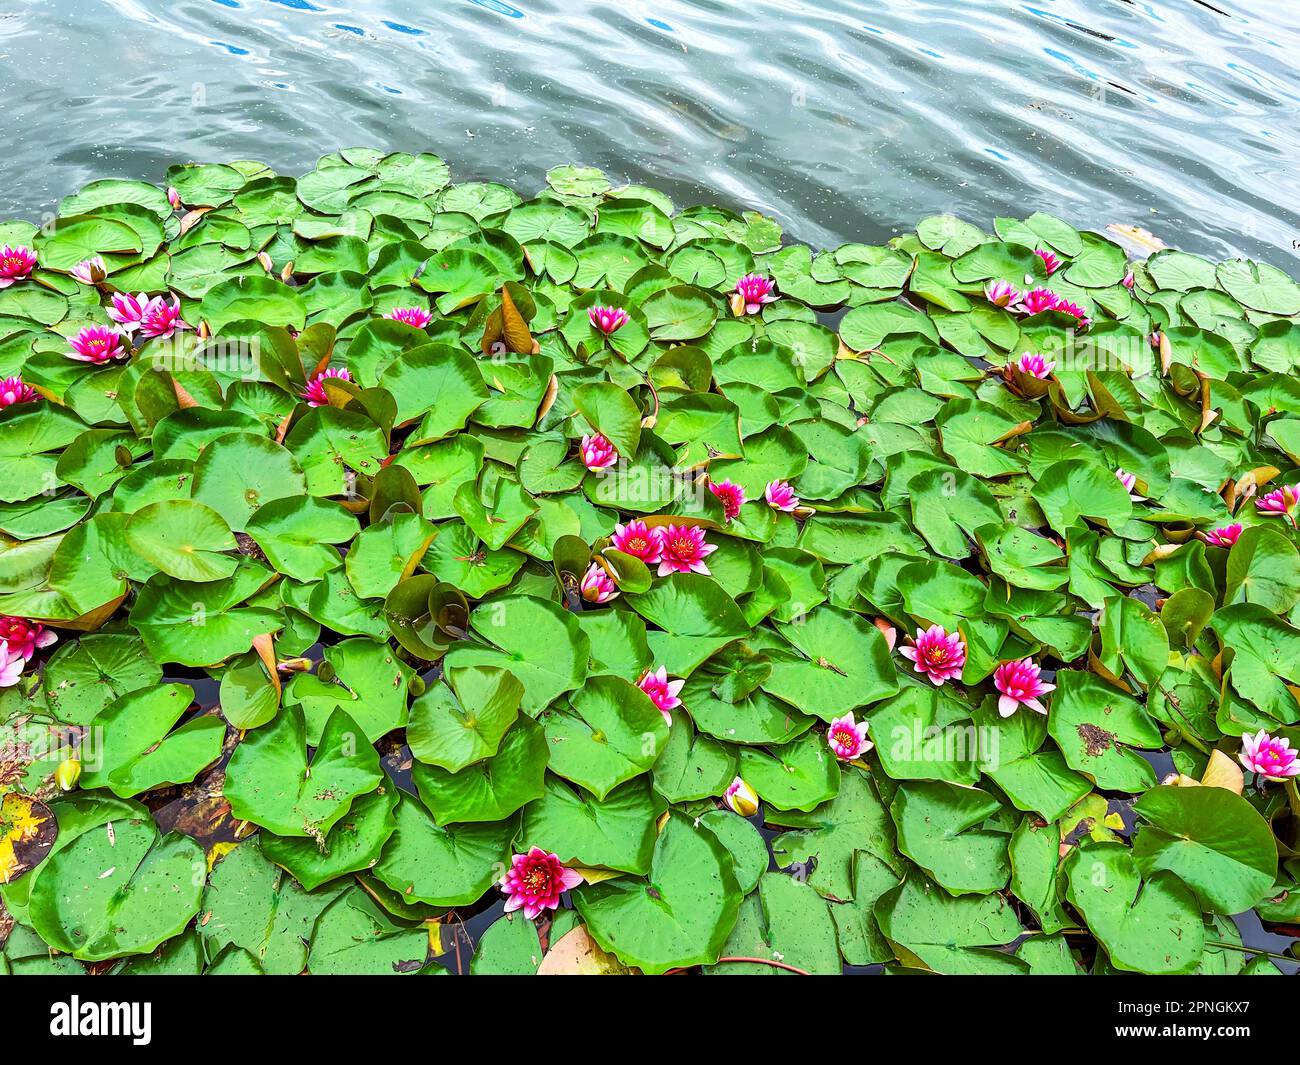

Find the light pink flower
[[1115, 468, 1144, 502], [899, 624, 966, 686], [1053, 299, 1090, 328], [67, 326, 127, 364], [827, 712, 871, 761], [300, 367, 352, 407], [499, 847, 583, 920], [70, 256, 107, 285], [1256, 484, 1300, 522], [107, 291, 153, 332], [638, 666, 684, 725], [138, 295, 189, 340], [384, 306, 433, 329], [580, 433, 618, 471], [992, 658, 1054, 717], [656, 524, 716, 577], [0, 246, 36, 288], [1204, 523, 1242, 548], [579, 562, 619, 604], [765, 479, 799, 512], [1016, 287, 1060, 316], [734, 273, 777, 314], [588, 305, 629, 335], [1239, 729, 1299, 781], [0, 645, 23, 688], [1121, 270, 1135, 290], [1034, 248, 1062, 276], [0, 616, 56, 661], [985, 280, 1021, 308], [1015, 352, 1055, 378], [611, 519, 662, 564], [0, 376, 38, 407], [167, 186, 182, 210], [723, 776, 759, 816], [709, 479, 746, 521]]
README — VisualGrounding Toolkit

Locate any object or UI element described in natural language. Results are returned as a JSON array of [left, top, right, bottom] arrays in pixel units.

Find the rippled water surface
[[1, 0, 1298, 264]]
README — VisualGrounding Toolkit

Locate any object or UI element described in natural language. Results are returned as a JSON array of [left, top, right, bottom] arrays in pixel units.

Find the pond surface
[[1, 0, 1298, 264]]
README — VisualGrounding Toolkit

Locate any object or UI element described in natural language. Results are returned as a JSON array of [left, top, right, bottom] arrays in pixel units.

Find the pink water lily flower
[[167, 186, 182, 210], [0, 246, 36, 288], [638, 666, 684, 725], [579, 562, 619, 604], [1016, 287, 1060, 316], [1053, 299, 1090, 328], [67, 326, 127, 364], [765, 479, 799, 512], [385, 306, 433, 329], [0, 616, 56, 661], [499, 847, 583, 920], [709, 479, 746, 521], [588, 305, 629, 336], [301, 366, 352, 407], [0, 376, 38, 407], [1115, 468, 1145, 502], [580, 433, 618, 471], [1204, 523, 1242, 547], [900, 624, 966, 686], [985, 280, 1021, 308], [827, 712, 872, 761], [723, 776, 759, 817], [1034, 248, 1062, 276], [70, 256, 107, 285], [1015, 352, 1055, 378], [1121, 270, 1135, 290], [0, 645, 23, 688], [138, 295, 189, 340], [1239, 729, 1299, 781], [656, 523, 716, 576], [107, 291, 153, 332], [734, 273, 778, 314], [992, 658, 1055, 717], [611, 519, 662, 564], [1256, 484, 1300, 523]]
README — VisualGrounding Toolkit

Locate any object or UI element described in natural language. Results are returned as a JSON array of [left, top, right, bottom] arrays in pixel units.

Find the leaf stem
[[714, 955, 811, 975], [1206, 940, 1294, 964]]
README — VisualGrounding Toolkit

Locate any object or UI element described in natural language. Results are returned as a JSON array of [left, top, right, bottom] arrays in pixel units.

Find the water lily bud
[[723, 776, 759, 817], [55, 757, 81, 791]]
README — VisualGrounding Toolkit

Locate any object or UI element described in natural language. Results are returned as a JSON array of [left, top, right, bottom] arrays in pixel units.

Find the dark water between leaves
[[1, 0, 1299, 269]]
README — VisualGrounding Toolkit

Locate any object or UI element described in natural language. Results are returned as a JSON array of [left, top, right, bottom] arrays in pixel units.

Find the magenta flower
[[765, 479, 799, 512], [384, 306, 433, 329], [1239, 730, 1299, 781], [0, 376, 38, 407], [1053, 299, 1090, 328], [579, 562, 619, 604], [638, 666, 684, 725], [734, 273, 778, 315], [985, 280, 1021, 308], [0, 616, 56, 661], [1204, 523, 1242, 548], [1115, 468, 1145, 502], [1034, 248, 1062, 276], [67, 326, 127, 364], [1017, 287, 1060, 316], [992, 658, 1054, 717], [656, 523, 716, 577], [138, 296, 189, 340], [723, 776, 759, 817], [1121, 270, 1135, 290], [0, 246, 36, 288], [900, 624, 967, 686], [1014, 352, 1055, 378], [611, 519, 662, 565], [826, 712, 871, 761], [0, 645, 23, 688], [107, 291, 153, 333], [1255, 484, 1300, 522], [709, 479, 746, 521], [70, 256, 107, 285], [499, 847, 583, 920], [580, 433, 618, 471], [300, 367, 352, 407], [588, 305, 629, 336], [167, 186, 182, 210]]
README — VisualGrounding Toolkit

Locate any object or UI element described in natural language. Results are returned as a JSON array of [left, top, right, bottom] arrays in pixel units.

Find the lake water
[[1, 0, 1298, 267]]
